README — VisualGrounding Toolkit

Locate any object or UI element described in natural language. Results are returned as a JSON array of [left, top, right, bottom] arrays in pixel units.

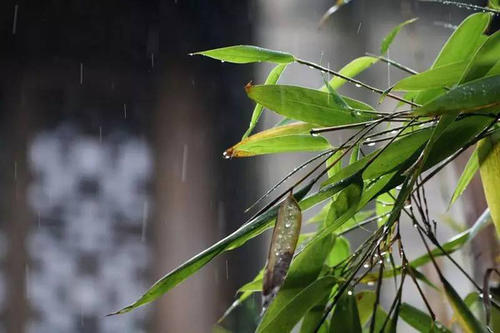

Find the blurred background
[[0, 0, 497, 332]]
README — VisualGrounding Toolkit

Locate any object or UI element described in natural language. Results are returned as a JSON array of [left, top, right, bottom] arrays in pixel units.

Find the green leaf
[[440, 276, 488, 333], [225, 122, 331, 157], [449, 148, 479, 208], [330, 293, 362, 333], [380, 18, 418, 54], [412, 13, 491, 105], [320, 56, 378, 91], [490, 0, 500, 9], [326, 236, 351, 267], [243, 64, 287, 138], [355, 291, 376, 326], [432, 13, 491, 69], [245, 84, 376, 126], [108, 184, 314, 316], [478, 131, 500, 237], [461, 30, 500, 83], [399, 303, 451, 333], [414, 75, 500, 116], [256, 276, 337, 333], [191, 45, 295, 64], [393, 61, 467, 91]]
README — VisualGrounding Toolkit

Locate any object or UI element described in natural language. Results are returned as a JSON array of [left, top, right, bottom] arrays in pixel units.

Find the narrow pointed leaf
[[256, 276, 336, 333], [414, 75, 500, 116], [191, 45, 295, 64], [108, 185, 314, 315], [380, 18, 418, 54], [245, 84, 376, 126], [441, 276, 488, 333], [243, 64, 287, 138], [412, 13, 491, 105], [393, 61, 467, 91], [399, 303, 451, 333], [449, 148, 479, 208], [226, 122, 331, 158], [330, 293, 362, 333], [461, 30, 500, 83], [478, 131, 500, 237], [320, 56, 378, 91]]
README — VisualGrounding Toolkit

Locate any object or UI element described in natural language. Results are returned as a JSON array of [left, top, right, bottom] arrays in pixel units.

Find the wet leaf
[[226, 122, 331, 158], [256, 276, 337, 333], [399, 303, 451, 333], [263, 193, 302, 310], [245, 84, 376, 126], [380, 18, 418, 54], [243, 64, 288, 138], [393, 61, 467, 91], [441, 276, 488, 333], [191, 45, 295, 64], [319, 56, 378, 91], [330, 293, 362, 333], [108, 184, 314, 316], [414, 75, 500, 116], [326, 236, 350, 267], [478, 131, 500, 236], [461, 30, 500, 82], [412, 13, 491, 105], [449, 148, 479, 208]]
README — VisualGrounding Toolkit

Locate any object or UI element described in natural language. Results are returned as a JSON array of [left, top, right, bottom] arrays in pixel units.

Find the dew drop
[[355, 83, 362, 88]]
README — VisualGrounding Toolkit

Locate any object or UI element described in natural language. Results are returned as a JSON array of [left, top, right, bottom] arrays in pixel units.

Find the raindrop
[[367, 281, 374, 286], [221, 60, 225, 63], [151, 53, 155, 68], [356, 22, 362, 34], [363, 263, 370, 268], [222, 151, 231, 159], [347, 290, 353, 296], [225, 260, 229, 280], [355, 83, 362, 88], [80, 63, 84, 85], [181, 144, 188, 182], [141, 201, 148, 242], [123, 103, 127, 119], [12, 4, 19, 35], [14, 160, 17, 181], [99, 126, 102, 143], [367, 142, 376, 147], [311, 132, 320, 137]]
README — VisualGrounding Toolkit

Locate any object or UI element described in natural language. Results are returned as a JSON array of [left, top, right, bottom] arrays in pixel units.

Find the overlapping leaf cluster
[[111, 9, 500, 333]]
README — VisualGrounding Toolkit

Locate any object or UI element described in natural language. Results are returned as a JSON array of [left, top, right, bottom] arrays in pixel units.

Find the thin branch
[[295, 58, 421, 107]]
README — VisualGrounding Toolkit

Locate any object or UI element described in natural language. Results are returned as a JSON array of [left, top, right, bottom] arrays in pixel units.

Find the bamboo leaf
[[380, 18, 418, 54], [478, 131, 500, 237], [256, 276, 337, 333], [326, 236, 351, 267], [414, 75, 500, 116], [449, 148, 479, 208], [108, 184, 314, 315], [225, 122, 331, 158], [393, 61, 467, 91], [441, 276, 488, 333], [330, 293, 362, 333], [245, 84, 376, 126], [461, 30, 500, 83], [243, 64, 288, 138], [399, 303, 451, 333], [319, 56, 378, 91], [412, 13, 491, 105], [191, 45, 295, 64]]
